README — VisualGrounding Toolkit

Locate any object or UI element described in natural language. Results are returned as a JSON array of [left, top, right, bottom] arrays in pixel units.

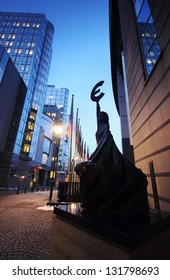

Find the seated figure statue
[[75, 99, 149, 221]]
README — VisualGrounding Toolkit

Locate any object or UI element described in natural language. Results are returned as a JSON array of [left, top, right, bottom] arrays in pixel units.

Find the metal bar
[[149, 160, 161, 212]]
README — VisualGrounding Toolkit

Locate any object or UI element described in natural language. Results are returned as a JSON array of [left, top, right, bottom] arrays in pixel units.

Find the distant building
[[44, 86, 69, 182], [34, 113, 54, 187], [0, 12, 54, 186], [109, 0, 170, 211]]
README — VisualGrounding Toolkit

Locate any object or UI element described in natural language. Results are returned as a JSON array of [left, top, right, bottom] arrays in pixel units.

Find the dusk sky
[[0, 0, 122, 153]]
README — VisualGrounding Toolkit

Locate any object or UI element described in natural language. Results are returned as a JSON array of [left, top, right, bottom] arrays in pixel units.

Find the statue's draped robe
[[76, 125, 149, 220]]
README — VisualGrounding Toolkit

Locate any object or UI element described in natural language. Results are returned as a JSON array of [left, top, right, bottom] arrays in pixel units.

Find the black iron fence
[[1, 181, 81, 203], [58, 181, 81, 202], [0, 185, 45, 195]]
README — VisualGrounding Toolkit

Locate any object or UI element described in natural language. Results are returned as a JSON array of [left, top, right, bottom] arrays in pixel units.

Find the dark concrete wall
[[0, 54, 27, 186]]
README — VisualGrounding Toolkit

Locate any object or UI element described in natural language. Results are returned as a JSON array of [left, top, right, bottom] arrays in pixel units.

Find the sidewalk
[[0, 190, 56, 260]]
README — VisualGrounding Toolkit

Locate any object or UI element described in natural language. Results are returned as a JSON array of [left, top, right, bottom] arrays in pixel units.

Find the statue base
[[48, 203, 170, 259]]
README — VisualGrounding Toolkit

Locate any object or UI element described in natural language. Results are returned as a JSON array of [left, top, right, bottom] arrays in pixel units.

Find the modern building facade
[[44, 85, 69, 182], [109, 0, 170, 211], [34, 112, 54, 187], [0, 12, 54, 186]]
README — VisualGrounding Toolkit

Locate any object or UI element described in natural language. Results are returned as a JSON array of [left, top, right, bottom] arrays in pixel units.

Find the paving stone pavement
[[0, 190, 56, 260]]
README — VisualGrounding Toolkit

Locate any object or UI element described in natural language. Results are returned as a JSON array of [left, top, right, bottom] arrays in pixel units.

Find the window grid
[[133, 0, 161, 76]]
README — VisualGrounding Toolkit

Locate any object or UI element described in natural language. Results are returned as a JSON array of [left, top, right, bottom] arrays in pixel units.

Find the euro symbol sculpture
[[91, 80, 105, 102]]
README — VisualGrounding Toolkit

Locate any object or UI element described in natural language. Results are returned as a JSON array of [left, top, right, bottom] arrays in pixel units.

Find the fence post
[[16, 186, 20, 194], [149, 160, 161, 213]]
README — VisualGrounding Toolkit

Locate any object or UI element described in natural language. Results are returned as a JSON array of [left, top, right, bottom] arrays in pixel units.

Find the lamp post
[[49, 124, 63, 201]]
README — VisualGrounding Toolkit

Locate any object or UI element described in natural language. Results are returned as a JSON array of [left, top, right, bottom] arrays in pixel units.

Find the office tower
[[109, 0, 170, 211], [0, 12, 54, 186], [44, 86, 69, 125], [44, 86, 69, 181]]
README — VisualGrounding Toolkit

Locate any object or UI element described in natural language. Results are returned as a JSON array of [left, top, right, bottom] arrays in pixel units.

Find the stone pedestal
[[48, 203, 170, 260]]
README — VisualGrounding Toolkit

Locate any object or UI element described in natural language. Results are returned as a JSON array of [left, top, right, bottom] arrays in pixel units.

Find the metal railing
[[58, 181, 81, 202]]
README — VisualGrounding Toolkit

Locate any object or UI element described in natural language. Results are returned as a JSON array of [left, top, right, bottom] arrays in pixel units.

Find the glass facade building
[[44, 86, 69, 124], [41, 113, 54, 167], [44, 86, 69, 181], [0, 12, 54, 161], [0, 45, 9, 82]]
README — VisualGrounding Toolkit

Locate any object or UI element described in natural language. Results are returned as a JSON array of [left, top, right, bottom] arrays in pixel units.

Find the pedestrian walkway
[[0, 190, 56, 260]]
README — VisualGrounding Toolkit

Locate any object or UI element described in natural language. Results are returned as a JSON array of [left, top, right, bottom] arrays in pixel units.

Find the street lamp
[[49, 124, 63, 201]]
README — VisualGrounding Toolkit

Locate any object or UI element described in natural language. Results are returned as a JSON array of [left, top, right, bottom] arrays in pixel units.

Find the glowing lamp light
[[53, 125, 63, 136]]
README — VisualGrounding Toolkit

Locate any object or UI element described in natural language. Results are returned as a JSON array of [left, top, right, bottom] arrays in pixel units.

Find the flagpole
[[74, 108, 79, 156], [68, 94, 74, 183]]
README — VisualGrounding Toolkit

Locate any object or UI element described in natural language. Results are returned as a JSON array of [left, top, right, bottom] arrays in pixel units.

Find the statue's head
[[96, 111, 110, 144], [98, 111, 109, 125]]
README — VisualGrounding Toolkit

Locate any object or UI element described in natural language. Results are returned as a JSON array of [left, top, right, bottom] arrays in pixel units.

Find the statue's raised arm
[[90, 80, 104, 126]]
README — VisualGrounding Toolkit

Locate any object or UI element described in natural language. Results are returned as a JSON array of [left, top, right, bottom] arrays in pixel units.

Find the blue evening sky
[[0, 0, 122, 153]]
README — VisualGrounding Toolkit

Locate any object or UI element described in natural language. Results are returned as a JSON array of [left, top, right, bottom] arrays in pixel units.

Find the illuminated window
[[13, 22, 20, 27], [25, 49, 33, 55], [29, 111, 36, 120], [51, 156, 57, 162], [27, 122, 34, 130], [23, 144, 30, 153], [50, 171, 56, 178], [23, 22, 30, 27], [25, 132, 32, 141], [5, 41, 13, 46], [33, 23, 40, 28], [133, 0, 161, 76], [8, 34, 16, 39]]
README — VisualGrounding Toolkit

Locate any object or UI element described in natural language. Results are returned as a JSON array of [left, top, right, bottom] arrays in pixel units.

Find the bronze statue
[[75, 81, 149, 221]]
